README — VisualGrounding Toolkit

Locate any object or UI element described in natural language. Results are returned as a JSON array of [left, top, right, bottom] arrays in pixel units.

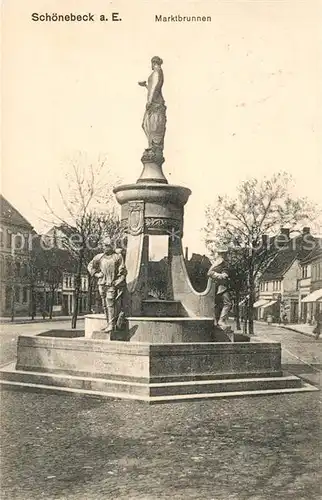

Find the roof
[[260, 248, 298, 281], [260, 234, 318, 281], [0, 195, 33, 229], [46, 225, 77, 239], [300, 240, 322, 265]]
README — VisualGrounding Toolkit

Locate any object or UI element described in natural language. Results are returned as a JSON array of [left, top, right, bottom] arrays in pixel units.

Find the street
[[0, 319, 84, 366], [253, 323, 322, 391], [0, 321, 321, 500]]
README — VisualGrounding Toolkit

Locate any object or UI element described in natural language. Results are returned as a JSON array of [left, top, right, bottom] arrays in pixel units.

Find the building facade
[[256, 228, 318, 324], [299, 245, 322, 323], [39, 226, 93, 315], [35, 272, 90, 316], [0, 200, 93, 317], [0, 195, 35, 316]]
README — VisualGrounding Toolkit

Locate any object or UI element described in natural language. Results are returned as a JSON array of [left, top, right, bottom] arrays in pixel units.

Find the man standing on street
[[314, 308, 322, 340], [207, 246, 233, 331]]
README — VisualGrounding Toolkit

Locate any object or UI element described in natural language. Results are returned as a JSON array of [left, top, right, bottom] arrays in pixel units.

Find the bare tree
[[43, 156, 123, 328], [30, 236, 74, 319], [204, 172, 319, 334]]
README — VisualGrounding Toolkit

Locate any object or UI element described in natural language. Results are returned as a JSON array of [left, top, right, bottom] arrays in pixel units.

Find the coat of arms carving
[[128, 201, 144, 236]]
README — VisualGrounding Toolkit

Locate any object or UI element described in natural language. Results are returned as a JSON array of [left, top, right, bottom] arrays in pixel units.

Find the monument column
[[113, 56, 218, 338]]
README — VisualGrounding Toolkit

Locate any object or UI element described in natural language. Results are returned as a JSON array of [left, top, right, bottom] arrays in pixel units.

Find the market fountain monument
[[0, 57, 313, 402]]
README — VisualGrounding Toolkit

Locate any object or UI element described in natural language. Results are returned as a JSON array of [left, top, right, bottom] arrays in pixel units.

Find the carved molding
[[145, 217, 181, 231], [122, 216, 183, 237], [141, 148, 165, 166]]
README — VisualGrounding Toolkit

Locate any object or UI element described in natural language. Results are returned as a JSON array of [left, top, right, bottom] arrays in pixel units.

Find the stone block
[[15, 333, 281, 382], [141, 300, 186, 317], [0, 330, 315, 402]]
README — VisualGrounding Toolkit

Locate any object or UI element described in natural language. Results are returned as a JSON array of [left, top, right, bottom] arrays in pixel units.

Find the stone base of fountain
[[0, 330, 315, 403]]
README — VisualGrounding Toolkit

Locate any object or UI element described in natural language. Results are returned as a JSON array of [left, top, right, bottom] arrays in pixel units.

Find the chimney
[[275, 227, 290, 250], [302, 227, 310, 235], [262, 234, 269, 247], [280, 228, 290, 239], [184, 247, 189, 260]]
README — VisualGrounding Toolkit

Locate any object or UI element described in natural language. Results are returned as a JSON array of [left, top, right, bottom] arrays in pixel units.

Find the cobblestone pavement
[[1, 323, 321, 500], [253, 323, 322, 391], [1, 391, 321, 500]]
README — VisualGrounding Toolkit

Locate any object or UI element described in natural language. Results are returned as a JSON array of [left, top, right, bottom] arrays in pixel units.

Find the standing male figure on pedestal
[[87, 237, 127, 336], [207, 247, 233, 331]]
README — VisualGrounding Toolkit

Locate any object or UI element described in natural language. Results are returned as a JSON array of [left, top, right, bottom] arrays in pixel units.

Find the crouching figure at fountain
[[207, 247, 233, 332], [87, 237, 127, 336]]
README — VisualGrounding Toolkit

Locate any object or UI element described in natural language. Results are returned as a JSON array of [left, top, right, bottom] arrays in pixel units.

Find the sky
[[2, 0, 322, 255]]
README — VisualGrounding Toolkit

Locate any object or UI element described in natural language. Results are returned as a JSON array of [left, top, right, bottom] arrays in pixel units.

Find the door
[[62, 295, 69, 315]]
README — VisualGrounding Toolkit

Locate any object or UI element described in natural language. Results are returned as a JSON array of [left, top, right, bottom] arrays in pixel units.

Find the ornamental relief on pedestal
[[127, 201, 145, 236], [121, 216, 183, 237]]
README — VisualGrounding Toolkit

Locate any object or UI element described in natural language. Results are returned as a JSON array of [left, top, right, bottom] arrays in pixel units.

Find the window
[[15, 261, 21, 277], [265, 282, 269, 292], [24, 234, 29, 250], [15, 286, 20, 303], [7, 231, 12, 249], [302, 265, 308, 279], [0, 229, 4, 247], [5, 258, 12, 277], [5, 286, 12, 309], [14, 234, 23, 250], [65, 275, 73, 288], [296, 279, 300, 291], [8, 233, 23, 251], [22, 287, 28, 303], [23, 262, 29, 277]]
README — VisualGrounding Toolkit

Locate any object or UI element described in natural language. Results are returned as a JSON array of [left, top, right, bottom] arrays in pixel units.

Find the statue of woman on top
[[138, 56, 167, 165]]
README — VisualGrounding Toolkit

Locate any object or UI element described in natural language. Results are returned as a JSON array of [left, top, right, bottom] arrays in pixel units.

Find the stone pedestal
[[114, 180, 217, 322], [85, 314, 243, 343], [0, 331, 315, 402], [137, 161, 168, 184]]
